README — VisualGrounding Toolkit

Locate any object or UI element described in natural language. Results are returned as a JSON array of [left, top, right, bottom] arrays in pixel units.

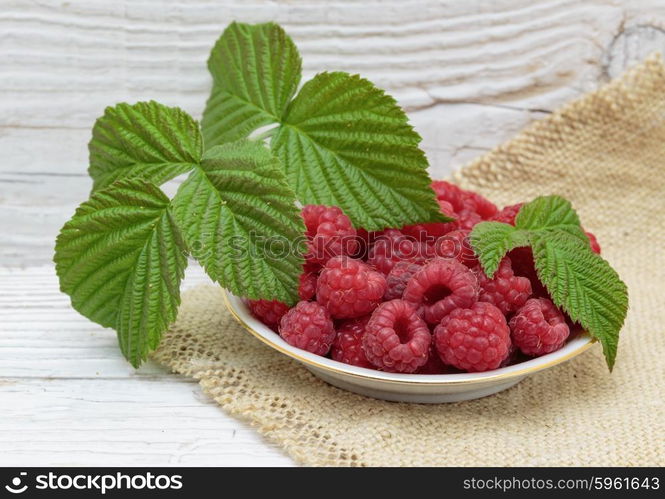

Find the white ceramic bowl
[[223, 292, 594, 403]]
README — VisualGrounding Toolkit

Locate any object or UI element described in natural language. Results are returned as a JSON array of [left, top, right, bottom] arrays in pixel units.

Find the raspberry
[[402, 199, 458, 241], [302, 260, 322, 274], [430, 181, 496, 223], [279, 301, 335, 355], [436, 199, 460, 235], [508, 247, 549, 298], [438, 199, 457, 218], [362, 299, 431, 373], [331, 316, 372, 368], [356, 228, 384, 247], [509, 298, 570, 356], [403, 258, 479, 325], [500, 343, 518, 368], [316, 256, 387, 319], [433, 302, 511, 372], [384, 261, 423, 301], [462, 191, 498, 220], [433, 229, 478, 267], [302, 204, 358, 264], [248, 299, 290, 331], [474, 256, 532, 315], [353, 228, 374, 260], [298, 271, 317, 301], [431, 180, 466, 212], [367, 229, 433, 274], [585, 231, 601, 254], [456, 208, 483, 231], [491, 203, 524, 225], [416, 344, 450, 374]]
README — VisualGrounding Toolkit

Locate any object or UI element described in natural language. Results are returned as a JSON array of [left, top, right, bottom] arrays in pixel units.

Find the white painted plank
[[0, 377, 293, 466], [0, 264, 293, 465], [0, 265, 212, 379], [1, 0, 623, 124]]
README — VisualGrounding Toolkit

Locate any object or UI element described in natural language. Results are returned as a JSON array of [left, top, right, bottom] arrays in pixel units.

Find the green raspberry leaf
[[89, 101, 203, 191], [515, 195, 587, 242], [272, 71, 446, 230], [202, 22, 301, 147], [202, 23, 446, 231], [469, 221, 529, 278], [471, 194, 628, 369], [172, 139, 305, 305], [532, 233, 628, 370], [54, 178, 188, 367], [472, 195, 588, 278]]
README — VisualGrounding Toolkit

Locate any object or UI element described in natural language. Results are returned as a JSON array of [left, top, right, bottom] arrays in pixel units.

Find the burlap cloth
[[153, 55, 665, 466]]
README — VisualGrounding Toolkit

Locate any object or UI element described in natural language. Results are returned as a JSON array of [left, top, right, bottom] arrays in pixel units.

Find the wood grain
[[0, 377, 292, 466], [0, 265, 293, 466], [2, 0, 665, 466], [3, 0, 665, 265]]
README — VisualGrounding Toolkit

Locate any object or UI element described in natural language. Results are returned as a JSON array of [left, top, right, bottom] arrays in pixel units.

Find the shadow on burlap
[[154, 55, 665, 466]]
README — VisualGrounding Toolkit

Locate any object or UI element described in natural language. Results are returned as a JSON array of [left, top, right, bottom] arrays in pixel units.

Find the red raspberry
[[434, 302, 511, 372], [279, 301, 335, 355], [456, 208, 483, 231], [500, 343, 519, 368], [302, 260, 322, 274], [317, 256, 387, 319], [462, 191, 498, 220], [438, 199, 457, 217], [331, 316, 372, 368], [298, 271, 317, 301], [432, 180, 482, 231], [416, 344, 450, 374], [402, 199, 458, 241], [384, 261, 423, 301], [367, 229, 433, 274], [302, 204, 358, 264], [508, 247, 549, 298], [436, 199, 460, 234], [431, 181, 496, 223], [491, 203, 524, 225], [403, 259, 479, 325], [431, 180, 466, 212], [362, 299, 431, 373], [433, 229, 478, 267], [585, 231, 601, 254], [474, 256, 532, 315], [356, 228, 384, 247], [248, 299, 290, 331], [509, 298, 570, 356], [353, 228, 373, 260]]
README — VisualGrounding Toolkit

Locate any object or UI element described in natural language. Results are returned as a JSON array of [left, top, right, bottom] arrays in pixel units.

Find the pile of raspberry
[[247, 181, 601, 374]]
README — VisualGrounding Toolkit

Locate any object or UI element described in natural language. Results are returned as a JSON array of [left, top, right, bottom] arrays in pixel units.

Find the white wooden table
[[1, 0, 663, 466]]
